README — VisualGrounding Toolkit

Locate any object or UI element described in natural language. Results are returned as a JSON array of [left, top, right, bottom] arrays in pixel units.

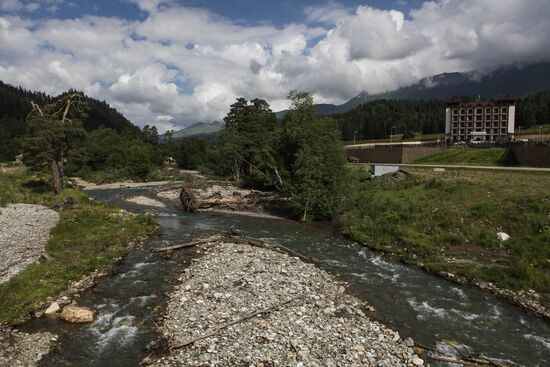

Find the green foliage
[[0, 203, 157, 324], [278, 91, 347, 220], [142, 125, 159, 145], [176, 137, 207, 170], [217, 97, 278, 186], [0, 170, 158, 323], [334, 99, 445, 141], [23, 115, 87, 170], [71, 127, 158, 180], [340, 168, 550, 299]]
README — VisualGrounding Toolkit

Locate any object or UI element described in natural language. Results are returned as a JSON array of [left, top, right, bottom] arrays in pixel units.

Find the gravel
[[148, 240, 420, 366], [0, 204, 60, 284], [0, 326, 56, 367], [126, 196, 167, 208]]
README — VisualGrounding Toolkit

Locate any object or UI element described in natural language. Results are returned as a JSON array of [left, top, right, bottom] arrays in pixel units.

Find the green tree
[[176, 137, 207, 169], [142, 125, 159, 145], [23, 94, 87, 194], [278, 91, 347, 220], [220, 97, 277, 185]]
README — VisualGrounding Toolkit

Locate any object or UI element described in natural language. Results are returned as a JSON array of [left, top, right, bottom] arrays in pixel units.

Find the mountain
[[276, 62, 550, 118], [164, 121, 224, 141]]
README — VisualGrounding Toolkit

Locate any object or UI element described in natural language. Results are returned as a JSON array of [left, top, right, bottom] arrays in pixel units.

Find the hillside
[[276, 62, 550, 118], [163, 121, 224, 141], [0, 82, 140, 161]]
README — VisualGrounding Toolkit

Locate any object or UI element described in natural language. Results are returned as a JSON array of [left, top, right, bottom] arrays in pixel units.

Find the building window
[[493, 108, 499, 113], [467, 108, 473, 114], [453, 109, 458, 115], [501, 107, 507, 113], [486, 115, 491, 121], [476, 108, 482, 114], [476, 116, 482, 121], [460, 108, 465, 115]]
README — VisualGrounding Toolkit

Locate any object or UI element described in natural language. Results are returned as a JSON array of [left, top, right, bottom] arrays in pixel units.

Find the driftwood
[[40, 252, 55, 263], [415, 342, 507, 367], [152, 229, 313, 262], [179, 185, 198, 212], [428, 355, 506, 366], [171, 295, 303, 350], [152, 235, 223, 252]]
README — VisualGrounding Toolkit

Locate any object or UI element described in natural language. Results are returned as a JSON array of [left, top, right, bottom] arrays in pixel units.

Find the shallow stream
[[23, 187, 550, 366]]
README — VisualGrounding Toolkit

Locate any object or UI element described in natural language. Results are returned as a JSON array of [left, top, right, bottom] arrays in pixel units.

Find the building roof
[[446, 96, 516, 107]]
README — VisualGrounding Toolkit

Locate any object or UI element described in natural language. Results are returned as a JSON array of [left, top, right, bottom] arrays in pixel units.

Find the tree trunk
[[234, 159, 240, 183], [51, 160, 63, 194]]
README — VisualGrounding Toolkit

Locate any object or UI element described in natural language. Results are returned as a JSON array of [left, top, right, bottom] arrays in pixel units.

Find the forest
[[334, 91, 550, 141]]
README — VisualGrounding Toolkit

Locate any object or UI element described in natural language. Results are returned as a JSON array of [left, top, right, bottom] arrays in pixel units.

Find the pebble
[[148, 241, 420, 366]]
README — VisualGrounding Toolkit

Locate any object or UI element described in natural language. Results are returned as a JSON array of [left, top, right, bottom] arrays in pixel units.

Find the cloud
[[0, 0, 23, 12], [0, 0, 549, 133]]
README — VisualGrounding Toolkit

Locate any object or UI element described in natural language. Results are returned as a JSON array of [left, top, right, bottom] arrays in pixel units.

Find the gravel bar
[[149, 240, 422, 366], [0, 204, 60, 284]]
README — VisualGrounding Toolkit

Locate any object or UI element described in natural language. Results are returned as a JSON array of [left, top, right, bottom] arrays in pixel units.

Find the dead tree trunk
[[51, 160, 63, 195], [179, 184, 198, 212]]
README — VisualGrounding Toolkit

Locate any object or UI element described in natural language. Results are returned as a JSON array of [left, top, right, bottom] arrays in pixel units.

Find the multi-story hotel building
[[445, 96, 516, 143]]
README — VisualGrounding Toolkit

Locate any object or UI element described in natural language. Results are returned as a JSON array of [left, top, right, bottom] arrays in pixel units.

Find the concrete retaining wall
[[510, 145, 550, 167], [345, 145, 446, 164]]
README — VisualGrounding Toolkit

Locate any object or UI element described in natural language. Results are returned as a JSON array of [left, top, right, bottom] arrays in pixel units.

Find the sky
[[1, 0, 550, 132]]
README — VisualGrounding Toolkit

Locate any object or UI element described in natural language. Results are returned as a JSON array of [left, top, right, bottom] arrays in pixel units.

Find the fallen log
[[171, 295, 303, 350], [152, 235, 223, 252], [428, 355, 506, 367]]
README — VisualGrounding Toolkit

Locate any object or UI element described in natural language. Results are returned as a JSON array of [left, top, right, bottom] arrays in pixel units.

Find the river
[[22, 187, 550, 366]]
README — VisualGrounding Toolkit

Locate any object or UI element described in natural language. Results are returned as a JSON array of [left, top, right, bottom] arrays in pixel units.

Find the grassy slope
[[414, 148, 515, 166], [341, 168, 550, 304], [0, 167, 158, 324]]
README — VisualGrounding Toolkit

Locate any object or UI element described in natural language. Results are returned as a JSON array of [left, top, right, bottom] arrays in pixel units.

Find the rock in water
[[60, 305, 95, 323], [44, 302, 61, 316]]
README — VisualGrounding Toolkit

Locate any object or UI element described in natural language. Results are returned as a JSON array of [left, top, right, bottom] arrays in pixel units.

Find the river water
[[23, 187, 550, 366]]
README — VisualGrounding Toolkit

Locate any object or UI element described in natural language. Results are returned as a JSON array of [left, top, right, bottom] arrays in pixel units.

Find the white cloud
[[0, 0, 23, 12], [0, 0, 549, 132]]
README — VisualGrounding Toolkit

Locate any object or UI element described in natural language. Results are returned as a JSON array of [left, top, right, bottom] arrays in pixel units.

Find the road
[[350, 162, 550, 172]]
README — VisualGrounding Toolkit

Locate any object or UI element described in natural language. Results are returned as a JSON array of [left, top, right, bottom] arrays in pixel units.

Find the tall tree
[[278, 91, 347, 220], [23, 94, 87, 194], [220, 97, 277, 185]]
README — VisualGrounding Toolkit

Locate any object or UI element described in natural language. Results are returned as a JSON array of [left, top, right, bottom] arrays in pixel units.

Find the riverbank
[[147, 236, 423, 366], [341, 167, 549, 317], [0, 169, 159, 325]]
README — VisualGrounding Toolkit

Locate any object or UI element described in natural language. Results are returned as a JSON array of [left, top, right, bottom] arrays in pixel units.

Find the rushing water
[[22, 187, 550, 366]]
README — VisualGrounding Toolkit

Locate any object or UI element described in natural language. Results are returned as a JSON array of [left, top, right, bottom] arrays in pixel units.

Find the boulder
[[60, 305, 95, 324], [44, 302, 61, 316]]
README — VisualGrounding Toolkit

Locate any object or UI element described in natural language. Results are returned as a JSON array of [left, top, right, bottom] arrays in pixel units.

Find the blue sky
[[1, 0, 549, 131]]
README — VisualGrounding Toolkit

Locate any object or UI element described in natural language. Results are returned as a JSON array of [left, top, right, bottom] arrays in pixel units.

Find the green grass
[[341, 168, 550, 304], [0, 168, 158, 324], [414, 148, 516, 166]]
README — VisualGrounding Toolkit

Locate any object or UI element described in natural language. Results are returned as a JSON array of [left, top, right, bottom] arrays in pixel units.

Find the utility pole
[[353, 130, 359, 145], [390, 125, 396, 144], [539, 125, 543, 142]]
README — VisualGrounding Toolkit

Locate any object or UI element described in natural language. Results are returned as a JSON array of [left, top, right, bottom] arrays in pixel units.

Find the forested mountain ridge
[[276, 62, 550, 118], [0, 81, 140, 160]]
